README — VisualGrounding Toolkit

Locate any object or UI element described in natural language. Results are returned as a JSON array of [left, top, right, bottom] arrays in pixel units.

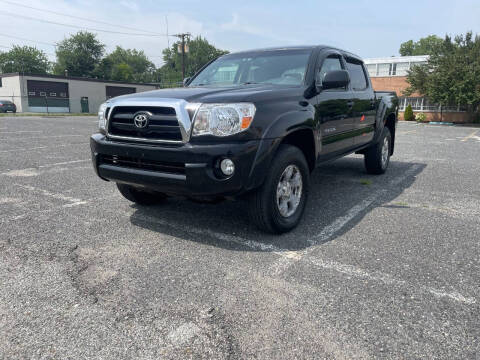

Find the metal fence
[[398, 97, 467, 113]]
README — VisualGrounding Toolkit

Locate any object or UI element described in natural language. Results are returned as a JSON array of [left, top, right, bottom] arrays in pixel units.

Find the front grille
[[101, 155, 185, 175], [108, 106, 182, 141]]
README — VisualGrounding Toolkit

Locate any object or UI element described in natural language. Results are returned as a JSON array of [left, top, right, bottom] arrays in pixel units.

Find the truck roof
[[226, 45, 363, 62]]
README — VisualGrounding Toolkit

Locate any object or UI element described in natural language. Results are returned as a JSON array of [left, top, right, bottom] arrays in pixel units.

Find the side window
[[319, 56, 343, 81], [346, 59, 368, 91]]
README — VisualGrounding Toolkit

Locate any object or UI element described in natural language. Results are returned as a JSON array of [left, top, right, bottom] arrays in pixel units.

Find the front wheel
[[364, 127, 391, 175], [248, 144, 310, 234], [116, 183, 166, 205]]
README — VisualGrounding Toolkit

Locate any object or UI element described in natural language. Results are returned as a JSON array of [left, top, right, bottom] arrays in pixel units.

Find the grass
[[393, 201, 409, 207], [360, 179, 372, 186]]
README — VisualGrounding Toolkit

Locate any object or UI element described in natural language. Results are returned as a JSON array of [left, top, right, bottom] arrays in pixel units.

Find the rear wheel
[[248, 144, 310, 234], [364, 127, 391, 174], [116, 183, 166, 205]]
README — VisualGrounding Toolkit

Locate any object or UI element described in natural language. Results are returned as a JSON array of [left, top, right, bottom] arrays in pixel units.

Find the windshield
[[189, 49, 312, 87]]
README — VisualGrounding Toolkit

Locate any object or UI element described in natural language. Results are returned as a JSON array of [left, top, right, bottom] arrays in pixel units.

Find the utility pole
[[174, 33, 190, 81]]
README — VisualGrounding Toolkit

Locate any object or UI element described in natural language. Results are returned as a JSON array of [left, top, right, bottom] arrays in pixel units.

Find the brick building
[[364, 56, 469, 123]]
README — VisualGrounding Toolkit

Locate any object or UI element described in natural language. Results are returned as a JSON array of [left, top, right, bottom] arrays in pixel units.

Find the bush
[[415, 113, 427, 122], [404, 104, 414, 121]]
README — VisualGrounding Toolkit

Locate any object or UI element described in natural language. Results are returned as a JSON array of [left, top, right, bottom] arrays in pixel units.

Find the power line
[[0, 43, 55, 55], [0, 33, 57, 47], [0, 0, 167, 36], [0, 35, 162, 59], [0, 10, 170, 37]]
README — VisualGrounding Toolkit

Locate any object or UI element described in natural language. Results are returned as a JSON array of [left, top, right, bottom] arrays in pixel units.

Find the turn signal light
[[241, 116, 252, 129]]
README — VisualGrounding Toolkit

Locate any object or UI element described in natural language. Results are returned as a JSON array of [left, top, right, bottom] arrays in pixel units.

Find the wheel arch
[[384, 112, 396, 155]]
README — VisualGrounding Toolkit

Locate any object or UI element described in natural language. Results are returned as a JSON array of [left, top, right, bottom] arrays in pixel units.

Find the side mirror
[[318, 70, 350, 90], [183, 77, 191, 87]]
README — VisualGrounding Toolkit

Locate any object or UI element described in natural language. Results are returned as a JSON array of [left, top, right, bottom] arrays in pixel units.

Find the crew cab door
[[344, 57, 376, 146], [315, 52, 356, 158]]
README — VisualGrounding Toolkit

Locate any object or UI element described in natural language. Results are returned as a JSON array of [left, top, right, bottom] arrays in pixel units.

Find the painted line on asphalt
[[307, 258, 476, 305], [0, 134, 86, 140], [397, 130, 417, 135], [0, 130, 43, 134], [269, 164, 424, 277], [0, 160, 90, 177], [461, 129, 479, 142], [132, 201, 476, 305], [135, 212, 285, 252], [14, 184, 88, 207], [37, 159, 90, 168], [0, 143, 89, 153], [1, 194, 118, 225]]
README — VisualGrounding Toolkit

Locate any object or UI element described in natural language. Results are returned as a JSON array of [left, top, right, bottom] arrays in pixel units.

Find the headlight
[[98, 102, 108, 132], [192, 103, 256, 137]]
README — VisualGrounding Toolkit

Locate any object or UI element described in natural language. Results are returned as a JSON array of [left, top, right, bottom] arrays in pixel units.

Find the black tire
[[364, 127, 392, 175], [248, 144, 310, 234], [116, 183, 166, 205]]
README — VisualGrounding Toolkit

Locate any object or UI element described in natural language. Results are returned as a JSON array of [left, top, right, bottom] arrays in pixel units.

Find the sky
[[1, 0, 479, 67]]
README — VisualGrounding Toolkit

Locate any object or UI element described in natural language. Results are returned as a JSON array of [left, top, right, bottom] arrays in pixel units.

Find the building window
[[50, 92, 56, 97], [39, 91, 46, 97], [366, 64, 376, 77], [60, 92, 66, 97], [396, 63, 410, 76], [28, 91, 36, 96], [0, 78, 2, 87]]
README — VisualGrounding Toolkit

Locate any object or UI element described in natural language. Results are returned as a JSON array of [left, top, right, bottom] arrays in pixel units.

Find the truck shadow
[[129, 155, 426, 252]]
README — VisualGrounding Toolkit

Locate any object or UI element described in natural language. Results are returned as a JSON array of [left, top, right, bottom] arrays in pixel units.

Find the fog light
[[220, 158, 235, 176]]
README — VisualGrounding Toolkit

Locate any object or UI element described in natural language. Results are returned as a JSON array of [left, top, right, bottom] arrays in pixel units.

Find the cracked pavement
[[1, 116, 479, 359]]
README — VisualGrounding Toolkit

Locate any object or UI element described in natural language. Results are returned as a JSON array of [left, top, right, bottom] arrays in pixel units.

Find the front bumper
[[90, 134, 260, 197]]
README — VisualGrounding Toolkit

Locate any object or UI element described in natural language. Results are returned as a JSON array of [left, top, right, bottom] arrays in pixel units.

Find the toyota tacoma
[[90, 46, 398, 233]]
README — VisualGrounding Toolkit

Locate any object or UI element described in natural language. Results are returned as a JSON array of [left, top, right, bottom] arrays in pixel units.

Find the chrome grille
[[108, 106, 182, 141]]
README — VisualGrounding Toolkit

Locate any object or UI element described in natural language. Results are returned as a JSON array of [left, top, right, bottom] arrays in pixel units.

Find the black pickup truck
[[91, 46, 398, 233]]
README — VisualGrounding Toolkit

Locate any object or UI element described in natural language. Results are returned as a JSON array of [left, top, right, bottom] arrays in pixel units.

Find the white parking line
[[0, 143, 89, 153], [0, 134, 86, 140], [0, 130, 43, 134], [461, 129, 479, 142], [308, 258, 476, 305], [0, 160, 90, 177], [14, 184, 88, 207], [37, 159, 90, 168], [269, 164, 423, 276], [133, 205, 476, 305]]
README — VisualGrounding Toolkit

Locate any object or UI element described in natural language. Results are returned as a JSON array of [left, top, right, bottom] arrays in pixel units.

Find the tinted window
[[346, 59, 368, 90], [319, 57, 343, 80], [189, 50, 312, 87]]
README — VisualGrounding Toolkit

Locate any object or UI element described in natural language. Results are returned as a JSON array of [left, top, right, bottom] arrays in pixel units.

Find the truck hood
[[110, 84, 305, 104]]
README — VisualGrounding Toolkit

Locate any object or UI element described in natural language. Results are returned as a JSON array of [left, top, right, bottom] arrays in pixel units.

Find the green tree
[[0, 45, 49, 74], [399, 35, 444, 56], [93, 46, 156, 82], [54, 31, 105, 77], [404, 104, 414, 121], [157, 36, 228, 85], [111, 63, 134, 82], [404, 32, 480, 119]]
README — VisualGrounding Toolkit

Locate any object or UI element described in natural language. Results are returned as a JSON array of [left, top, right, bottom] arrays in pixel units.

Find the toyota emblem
[[133, 112, 149, 128]]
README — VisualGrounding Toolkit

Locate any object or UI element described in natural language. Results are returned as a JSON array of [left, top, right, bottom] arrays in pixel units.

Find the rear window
[[0, 100, 13, 104], [346, 59, 368, 91]]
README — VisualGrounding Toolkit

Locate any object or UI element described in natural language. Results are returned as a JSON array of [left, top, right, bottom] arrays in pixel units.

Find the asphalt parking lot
[[1, 116, 479, 359]]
